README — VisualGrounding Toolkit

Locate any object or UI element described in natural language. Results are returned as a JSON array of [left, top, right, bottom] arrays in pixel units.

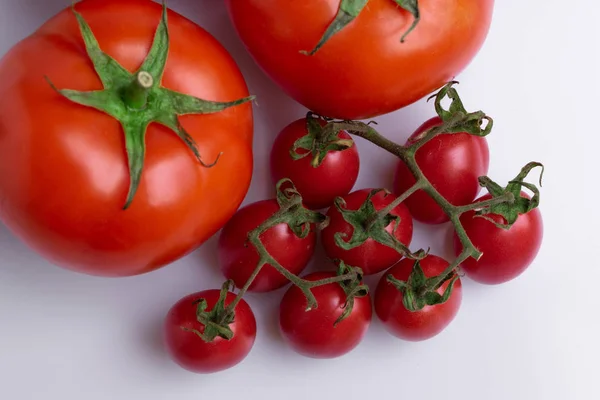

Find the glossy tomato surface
[[226, 0, 495, 119], [0, 0, 253, 276], [454, 193, 544, 285], [394, 117, 490, 224], [163, 290, 257, 374], [218, 199, 317, 293], [270, 118, 360, 210], [279, 271, 372, 358], [321, 189, 413, 275], [375, 255, 462, 341]]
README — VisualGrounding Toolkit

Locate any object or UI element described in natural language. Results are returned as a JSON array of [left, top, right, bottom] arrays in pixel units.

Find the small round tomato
[[270, 117, 360, 210], [321, 189, 413, 275], [453, 192, 543, 285], [394, 117, 490, 224], [374, 255, 462, 341], [218, 199, 317, 292], [163, 290, 256, 374], [279, 271, 372, 358]]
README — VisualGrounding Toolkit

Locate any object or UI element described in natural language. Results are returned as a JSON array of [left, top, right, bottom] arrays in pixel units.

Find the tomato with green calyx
[[453, 163, 545, 285], [163, 282, 257, 374], [394, 116, 490, 224], [218, 180, 326, 293], [321, 188, 416, 275], [374, 255, 462, 341], [279, 267, 372, 359], [226, 0, 494, 119], [270, 113, 360, 210], [0, 0, 253, 277]]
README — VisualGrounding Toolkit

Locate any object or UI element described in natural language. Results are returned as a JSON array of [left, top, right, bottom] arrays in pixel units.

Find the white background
[[0, 1, 597, 399]]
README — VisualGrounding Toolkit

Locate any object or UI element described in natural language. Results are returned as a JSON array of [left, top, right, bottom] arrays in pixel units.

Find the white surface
[[0, 1, 597, 399]]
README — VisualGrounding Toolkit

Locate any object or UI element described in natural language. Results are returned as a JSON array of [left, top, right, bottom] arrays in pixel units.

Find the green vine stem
[[211, 180, 363, 329], [319, 82, 531, 292], [189, 82, 543, 339]]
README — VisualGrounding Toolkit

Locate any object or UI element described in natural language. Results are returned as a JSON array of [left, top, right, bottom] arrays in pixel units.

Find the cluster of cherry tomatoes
[[163, 110, 544, 374]]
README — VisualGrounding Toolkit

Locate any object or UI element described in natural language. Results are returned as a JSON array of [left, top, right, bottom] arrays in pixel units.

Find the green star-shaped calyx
[[47, 3, 254, 209]]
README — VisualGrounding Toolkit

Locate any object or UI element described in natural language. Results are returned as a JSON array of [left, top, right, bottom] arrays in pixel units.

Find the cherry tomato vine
[[182, 81, 544, 348]]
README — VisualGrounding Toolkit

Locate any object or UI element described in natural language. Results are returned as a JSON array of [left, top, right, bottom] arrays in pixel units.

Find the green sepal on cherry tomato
[[333, 261, 370, 326], [303, 0, 420, 55], [387, 260, 460, 312], [424, 81, 493, 139], [47, 2, 254, 209], [181, 280, 237, 342], [332, 189, 424, 260], [475, 162, 544, 229], [275, 178, 329, 236], [290, 113, 355, 168]]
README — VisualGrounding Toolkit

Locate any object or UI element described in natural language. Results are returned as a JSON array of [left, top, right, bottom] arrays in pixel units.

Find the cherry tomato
[[218, 199, 317, 292], [270, 117, 360, 210], [453, 192, 544, 284], [321, 189, 413, 275], [374, 255, 462, 341], [163, 290, 256, 374], [279, 271, 372, 358], [0, 0, 253, 277], [393, 117, 490, 224], [226, 0, 494, 119]]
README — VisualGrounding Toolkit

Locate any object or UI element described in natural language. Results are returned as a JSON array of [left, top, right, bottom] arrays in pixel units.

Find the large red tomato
[[0, 0, 254, 276], [226, 0, 494, 119]]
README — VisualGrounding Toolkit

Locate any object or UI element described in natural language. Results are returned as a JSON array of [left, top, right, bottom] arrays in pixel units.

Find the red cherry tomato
[[163, 290, 256, 374], [270, 118, 360, 210], [374, 255, 462, 341], [394, 117, 490, 224], [279, 271, 372, 358], [218, 199, 317, 292], [454, 192, 543, 284], [321, 189, 413, 275]]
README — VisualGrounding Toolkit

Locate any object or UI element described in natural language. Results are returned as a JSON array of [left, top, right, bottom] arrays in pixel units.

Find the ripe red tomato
[[270, 117, 360, 210], [279, 271, 372, 358], [163, 290, 257, 374], [0, 0, 253, 276], [394, 116, 490, 224], [226, 0, 494, 119], [453, 192, 544, 284], [374, 255, 462, 341], [321, 189, 413, 275], [218, 199, 317, 292]]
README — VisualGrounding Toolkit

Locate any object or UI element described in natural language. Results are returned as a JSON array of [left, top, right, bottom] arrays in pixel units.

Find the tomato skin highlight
[[218, 199, 317, 293], [270, 118, 360, 210], [453, 193, 544, 285], [320, 189, 414, 275], [394, 117, 490, 224], [163, 290, 257, 374], [226, 0, 495, 119], [279, 271, 372, 359], [0, 0, 253, 277], [374, 255, 462, 341]]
